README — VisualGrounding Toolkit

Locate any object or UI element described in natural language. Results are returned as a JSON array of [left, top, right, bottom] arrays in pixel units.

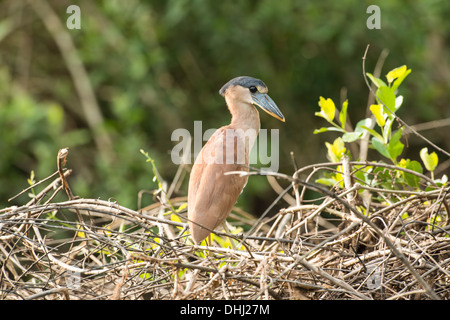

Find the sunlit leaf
[[313, 126, 345, 134], [315, 177, 335, 186], [360, 125, 383, 142], [325, 137, 346, 162], [401, 212, 410, 220], [426, 214, 444, 231], [391, 66, 411, 91], [339, 100, 348, 129], [370, 104, 386, 127], [170, 213, 184, 230], [77, 225, 85, 238], [366, 73, 387, 88], [386, 65, 407, 84], [333, 169, 345, 188], [316, 96, 336, 123], [27, 170, 35, 186], [176, 203, 187, 212], [420, 148, 438, 172]]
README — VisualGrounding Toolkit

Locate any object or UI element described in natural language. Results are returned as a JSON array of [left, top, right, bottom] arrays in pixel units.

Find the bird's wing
[[188, 127, 249, 243]]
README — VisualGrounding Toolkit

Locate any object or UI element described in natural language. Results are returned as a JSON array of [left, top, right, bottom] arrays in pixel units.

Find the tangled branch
[[1, 149, 449, 300]]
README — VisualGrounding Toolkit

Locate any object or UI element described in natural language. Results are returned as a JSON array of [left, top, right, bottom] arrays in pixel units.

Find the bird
[[188, 76, 285, 244]]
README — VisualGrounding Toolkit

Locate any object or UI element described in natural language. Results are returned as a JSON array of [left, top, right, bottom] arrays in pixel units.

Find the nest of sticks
[[1, 151, 449, 300]]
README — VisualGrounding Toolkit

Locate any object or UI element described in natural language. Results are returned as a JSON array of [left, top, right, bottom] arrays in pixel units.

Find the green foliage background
[[1, 0, 449, 212]]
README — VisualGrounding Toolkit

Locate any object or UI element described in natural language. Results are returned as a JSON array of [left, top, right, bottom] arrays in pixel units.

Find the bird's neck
[[227, 100, 261, 133]]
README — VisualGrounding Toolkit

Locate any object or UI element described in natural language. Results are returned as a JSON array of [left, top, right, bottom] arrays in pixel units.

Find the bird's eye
[[249, 86, 258, 93]]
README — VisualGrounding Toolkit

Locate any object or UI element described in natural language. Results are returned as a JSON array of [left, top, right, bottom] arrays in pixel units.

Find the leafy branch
[[314, 63, 447, 190]]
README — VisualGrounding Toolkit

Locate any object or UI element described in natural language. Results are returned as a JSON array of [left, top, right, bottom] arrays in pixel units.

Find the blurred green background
[[1, 0, 449, 214]]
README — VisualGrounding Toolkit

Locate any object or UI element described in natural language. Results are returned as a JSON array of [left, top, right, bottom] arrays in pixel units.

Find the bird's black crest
[[219, 76, 266, 96]]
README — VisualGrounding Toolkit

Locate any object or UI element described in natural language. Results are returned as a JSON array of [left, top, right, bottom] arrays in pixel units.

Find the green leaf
[[355, 118, 373, 133], [371, 136, 390, 158], [376, 86, 396, 111], [353, 165, 373, 185], [420, 148, 439, 172], [387, 128, 404, 162], [399, 159, 423, 188], [401, 212, 410, 220], [339, 100, 348, 129], [316, 96, 336, 123], [342, 131, 363, 143], [315, 177, 335, 186], [361, 125, 383, 142], [366, 73, 387, 88], [338, 118, 371, 143], [313, 127, 345, 134]]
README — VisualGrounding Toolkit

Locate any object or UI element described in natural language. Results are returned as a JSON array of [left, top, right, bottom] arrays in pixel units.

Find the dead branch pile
[[1, 153, 449, 300]]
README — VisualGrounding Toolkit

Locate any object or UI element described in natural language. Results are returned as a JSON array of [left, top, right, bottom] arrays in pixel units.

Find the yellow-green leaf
[[398, 158, 423, 188], [170, 213, 184, 230], [27, 170, 36, 186], [171, 213, 182, 223], [420, 148, 438, 172], [386, 65, 407, 84], [339, 100, 348, 129], [366, 73, 387, 88], [325, 137, 346, 163], [77, 225, 85, 238], [176, 203, 187, 212], [376, 86, 396, 111], [369, 104, 386, 127], [392, 68, 411, 92], [401, 212, 409, 220], [316, 96, 336, 123]]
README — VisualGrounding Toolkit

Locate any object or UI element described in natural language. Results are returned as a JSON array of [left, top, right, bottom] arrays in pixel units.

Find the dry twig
[[1, 150, 449, 300]]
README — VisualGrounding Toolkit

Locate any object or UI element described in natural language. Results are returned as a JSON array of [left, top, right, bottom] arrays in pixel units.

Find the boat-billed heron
[[188, 76, 285, 244]]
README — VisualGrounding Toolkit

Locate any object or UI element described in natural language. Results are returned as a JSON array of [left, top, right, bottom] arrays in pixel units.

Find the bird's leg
[[222, 222, 237, 250]]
